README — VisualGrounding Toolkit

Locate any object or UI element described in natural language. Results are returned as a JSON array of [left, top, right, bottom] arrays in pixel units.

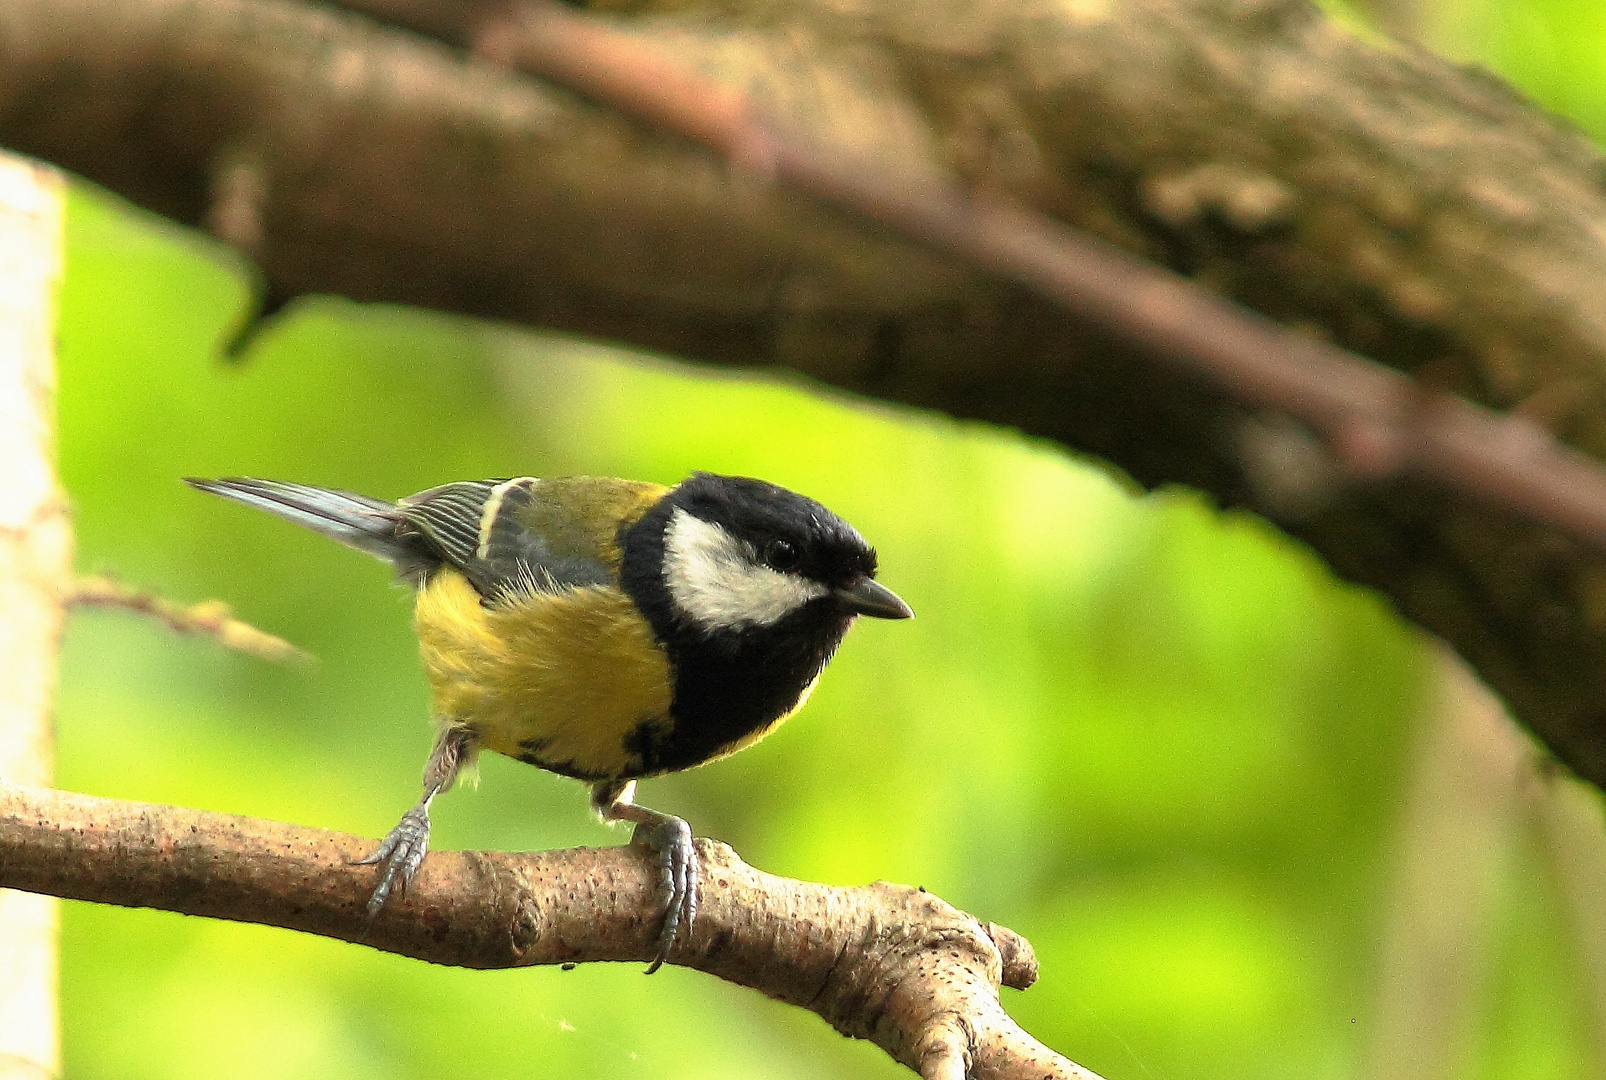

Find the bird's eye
[[765, 539, 799, 571]]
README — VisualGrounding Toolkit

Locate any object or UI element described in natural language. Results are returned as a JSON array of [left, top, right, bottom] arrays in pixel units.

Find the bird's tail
[[185, 477, 422, 569]]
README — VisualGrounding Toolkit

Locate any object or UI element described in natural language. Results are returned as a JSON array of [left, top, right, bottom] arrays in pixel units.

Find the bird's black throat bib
[[619, 493, 856, 776]]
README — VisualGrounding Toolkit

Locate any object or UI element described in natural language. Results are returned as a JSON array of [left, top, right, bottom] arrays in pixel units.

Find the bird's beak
[[835, 577, 914, 619]]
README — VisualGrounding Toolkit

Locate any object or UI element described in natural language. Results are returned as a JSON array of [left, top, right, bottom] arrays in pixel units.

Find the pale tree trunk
[[1367, 643, 1606, 1079], [1365, 646, 1527, 1080], [0, 151, 68, 1080]]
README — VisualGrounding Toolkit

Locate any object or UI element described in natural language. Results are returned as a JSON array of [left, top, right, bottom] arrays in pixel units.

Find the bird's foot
[[631, 813, 699, 974], [353, 803, 431, 920]]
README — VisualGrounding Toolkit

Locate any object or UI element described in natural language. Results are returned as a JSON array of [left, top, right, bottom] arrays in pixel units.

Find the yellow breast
[[414, 568, 673, 780]]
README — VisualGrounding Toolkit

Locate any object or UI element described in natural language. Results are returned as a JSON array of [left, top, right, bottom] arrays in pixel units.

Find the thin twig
[[470, 2, 1606, 550], [69, 574, 309, 664]]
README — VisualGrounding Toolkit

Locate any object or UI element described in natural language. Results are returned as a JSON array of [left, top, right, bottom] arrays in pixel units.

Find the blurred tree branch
[[7, 0, 1606, 791], [1348, 0, 1425, 40], [0, 783, 1094, 1080], [8, 0, 1606, 794], [476, 3, 1606, 551]]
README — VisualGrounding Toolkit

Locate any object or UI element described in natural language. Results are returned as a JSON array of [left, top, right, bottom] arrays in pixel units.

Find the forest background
[[45, 1, 1606, 1078]]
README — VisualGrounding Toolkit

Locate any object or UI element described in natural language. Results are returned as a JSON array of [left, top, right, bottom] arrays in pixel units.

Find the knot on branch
[[985, 921, 1038, 990], [663, 842, 1077, 1075], [793, 881, 1014, 1076]]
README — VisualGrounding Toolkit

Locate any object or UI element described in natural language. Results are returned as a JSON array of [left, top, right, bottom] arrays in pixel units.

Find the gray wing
[[399, 478, 610, 603]]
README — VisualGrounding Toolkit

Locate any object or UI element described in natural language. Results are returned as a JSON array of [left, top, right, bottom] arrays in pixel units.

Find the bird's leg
[[591, 779, 699, 974], [355, 724, 475, 920]]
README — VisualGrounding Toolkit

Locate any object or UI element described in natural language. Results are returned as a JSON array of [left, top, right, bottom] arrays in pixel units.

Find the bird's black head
[[622, 472, 910, 638], [617, 472, 911, 775]]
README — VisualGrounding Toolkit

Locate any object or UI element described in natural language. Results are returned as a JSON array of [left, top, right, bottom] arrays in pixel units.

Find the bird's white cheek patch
[[663, 509, 827, 630]]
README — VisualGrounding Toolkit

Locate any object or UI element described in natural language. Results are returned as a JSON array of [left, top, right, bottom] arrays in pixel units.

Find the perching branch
[[69, 573, 309, 664], [0, 783, 1095, 1080]]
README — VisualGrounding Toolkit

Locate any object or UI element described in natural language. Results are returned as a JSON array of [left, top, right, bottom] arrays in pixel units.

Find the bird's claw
[[632, 814, 698, 974], [353, 804, 431, 920]]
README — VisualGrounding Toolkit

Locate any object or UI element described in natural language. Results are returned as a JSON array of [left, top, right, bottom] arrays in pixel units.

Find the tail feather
[[185, 477, 420, 567]]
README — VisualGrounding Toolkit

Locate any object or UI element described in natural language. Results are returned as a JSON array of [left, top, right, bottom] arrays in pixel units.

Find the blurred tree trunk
[[1368, 644, 1606, 1080], [1365, 646, 1526, 1080], [0, 152, 69, 1080]]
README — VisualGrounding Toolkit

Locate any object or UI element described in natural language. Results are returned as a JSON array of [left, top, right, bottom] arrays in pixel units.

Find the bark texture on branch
[[0, 152, 67, 1080], [5, 0, 1606, 788], [0, 784, 1096, 1080]]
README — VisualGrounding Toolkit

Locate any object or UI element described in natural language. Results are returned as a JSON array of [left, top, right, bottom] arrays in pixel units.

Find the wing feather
[[399, 478, 610, 603]]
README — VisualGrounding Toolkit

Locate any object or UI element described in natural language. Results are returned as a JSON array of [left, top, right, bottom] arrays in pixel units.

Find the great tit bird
[[187, 472, 912, 970]]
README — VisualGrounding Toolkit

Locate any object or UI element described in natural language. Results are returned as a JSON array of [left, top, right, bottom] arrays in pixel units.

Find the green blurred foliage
[[1428, 0, 1606, 138], [44, 1, 1606, 1077]]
